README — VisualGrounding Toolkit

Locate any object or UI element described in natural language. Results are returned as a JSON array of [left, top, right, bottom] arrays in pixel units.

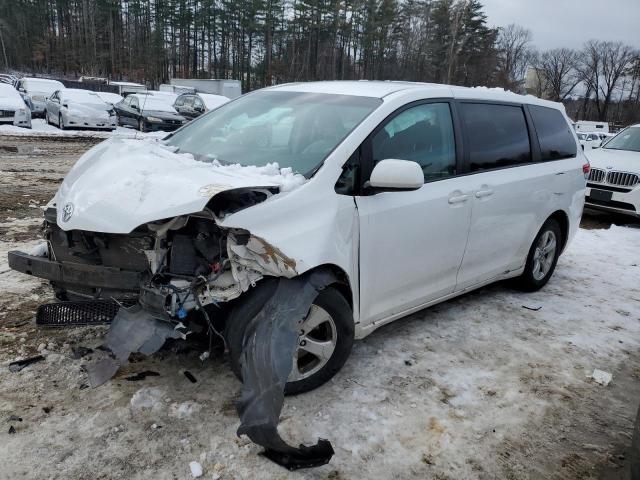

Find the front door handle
[[448, 194, 469, 204], [475, 189, 494, 198]]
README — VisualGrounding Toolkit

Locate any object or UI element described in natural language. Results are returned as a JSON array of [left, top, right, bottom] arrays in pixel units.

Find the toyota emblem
[[61, 203, 74, 222]]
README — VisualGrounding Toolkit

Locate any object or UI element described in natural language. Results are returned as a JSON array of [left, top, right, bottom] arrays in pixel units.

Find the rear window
[[529, 106, 577, 161], [461, 103, 531, 171]]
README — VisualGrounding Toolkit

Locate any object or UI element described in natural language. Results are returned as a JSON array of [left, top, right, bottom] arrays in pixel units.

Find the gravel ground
[[1, 134, 639, 480]]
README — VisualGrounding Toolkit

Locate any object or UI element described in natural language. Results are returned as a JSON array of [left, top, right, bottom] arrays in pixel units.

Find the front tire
[[58, 113, 65, 130], [138, 118, 145, 132], [225, 279, 354, 395], [515, 218, 562, 291]]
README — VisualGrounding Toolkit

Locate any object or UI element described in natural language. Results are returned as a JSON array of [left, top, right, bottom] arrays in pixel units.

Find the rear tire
[[515, 218, 562, 291], [225, 279, 354, 395]]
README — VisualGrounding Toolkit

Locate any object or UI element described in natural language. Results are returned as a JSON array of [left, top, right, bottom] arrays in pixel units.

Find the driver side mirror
[[132, 104, 139, 111], [367, 159, 424, 191]]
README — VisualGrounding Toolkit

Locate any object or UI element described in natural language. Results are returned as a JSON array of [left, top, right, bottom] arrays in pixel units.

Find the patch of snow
[[0, 118, 169, 140], [589, 369, 613, 386], [189, 461, 203, 478], [129, 387, 165, 413]]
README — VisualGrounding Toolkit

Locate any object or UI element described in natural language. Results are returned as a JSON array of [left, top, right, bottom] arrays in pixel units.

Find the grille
[[588, 168, 605, 183], [606, 171, 639, 188], [0, 109, 15, 117], [36, 299, 128, 327]]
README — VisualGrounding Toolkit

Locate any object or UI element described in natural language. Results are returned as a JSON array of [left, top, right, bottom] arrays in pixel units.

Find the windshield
[[603, 127, 640, 152], [166, 91, 381, 177], [24, 79, 64, 93], [137, 96, 176, 112]]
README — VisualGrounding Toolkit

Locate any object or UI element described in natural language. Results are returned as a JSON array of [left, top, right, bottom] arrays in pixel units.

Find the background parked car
[[0, 83, 31, 128], [0, 74, 18, 86], [585, 124, 640, 218], [174, 92, 229, 120], [577, 132, 603, 150], [45, 88, 117, 131], [114, 93, 186, 132], [95, 91, 124, 106], [16, 77, 65, 117]]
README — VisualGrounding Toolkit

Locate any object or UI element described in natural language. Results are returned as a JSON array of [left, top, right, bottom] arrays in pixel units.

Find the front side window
[[166, 91, 381, 178], [603, 127, 640, 153], [461, 103, 531, 171], [529, 105, 577, 161], [371, 103, 456, 181]]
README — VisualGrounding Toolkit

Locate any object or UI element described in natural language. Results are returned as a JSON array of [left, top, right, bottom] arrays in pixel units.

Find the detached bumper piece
[[7, 250, 141, 290], [36, 300, 127, 327], [236, 270, 336, 470]]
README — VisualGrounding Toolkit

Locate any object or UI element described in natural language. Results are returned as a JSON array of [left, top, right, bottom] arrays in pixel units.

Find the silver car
[[16, 77, 65, 117], [45, 88, 117, 131]]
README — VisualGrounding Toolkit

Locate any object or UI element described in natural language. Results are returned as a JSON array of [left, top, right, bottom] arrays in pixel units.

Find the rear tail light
[[583, 163, 590, 179]]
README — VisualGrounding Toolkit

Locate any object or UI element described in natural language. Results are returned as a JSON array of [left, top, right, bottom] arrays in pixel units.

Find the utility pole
[[0, 23, 8, 70]]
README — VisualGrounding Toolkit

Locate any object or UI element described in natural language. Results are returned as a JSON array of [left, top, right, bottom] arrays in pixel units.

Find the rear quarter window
[[529, 105, 577, 161], [461, 103, 531, 171]]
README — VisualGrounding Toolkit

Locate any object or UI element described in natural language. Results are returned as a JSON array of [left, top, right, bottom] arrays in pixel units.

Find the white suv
[[8, 81, 587, 393], [585, 124, 640, 218]]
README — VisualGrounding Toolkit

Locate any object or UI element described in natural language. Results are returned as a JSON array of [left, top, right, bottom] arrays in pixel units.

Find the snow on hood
[[66, 102, 112, 116], [54, 137, 306, 233], [586, 148, 640, 173], [0, 96, 27, 110]]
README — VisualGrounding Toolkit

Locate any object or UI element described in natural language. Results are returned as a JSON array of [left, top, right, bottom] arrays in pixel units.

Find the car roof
[[266, 80, 563, 109]]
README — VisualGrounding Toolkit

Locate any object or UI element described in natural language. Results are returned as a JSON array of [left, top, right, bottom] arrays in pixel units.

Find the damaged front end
[[8, 205, 298, 320], [8, 203, 337, 470]]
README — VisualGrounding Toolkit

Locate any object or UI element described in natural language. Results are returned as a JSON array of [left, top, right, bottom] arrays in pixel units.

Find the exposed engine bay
[[42, 205, 298, 319]]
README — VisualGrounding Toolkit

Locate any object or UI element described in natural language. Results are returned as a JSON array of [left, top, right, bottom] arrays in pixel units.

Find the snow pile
[[0, 118, 168, 139], [209, 159, 307, 192]]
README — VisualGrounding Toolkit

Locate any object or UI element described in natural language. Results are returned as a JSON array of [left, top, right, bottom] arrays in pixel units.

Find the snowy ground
[[0, 118, 168, 139], [1, 136, 640, 479]]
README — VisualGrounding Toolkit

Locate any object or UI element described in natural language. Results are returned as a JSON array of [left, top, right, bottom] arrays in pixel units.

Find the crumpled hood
[[586, 148, 640, 173], [54, 137, 306, 233]]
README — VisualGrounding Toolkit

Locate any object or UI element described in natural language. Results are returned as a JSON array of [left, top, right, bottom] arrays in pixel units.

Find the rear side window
[[461, 103, 531, 171], [530, 105, 577, 161]]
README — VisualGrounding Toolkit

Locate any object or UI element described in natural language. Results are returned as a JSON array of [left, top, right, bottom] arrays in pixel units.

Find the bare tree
[[577, 40, 636, 121], [536, 48, 580, 101], [495, 23, 534, 91]]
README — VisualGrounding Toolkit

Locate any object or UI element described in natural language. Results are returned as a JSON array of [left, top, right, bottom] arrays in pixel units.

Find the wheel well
[[548, 210, 569, 252], [309, 264, 353, 311]]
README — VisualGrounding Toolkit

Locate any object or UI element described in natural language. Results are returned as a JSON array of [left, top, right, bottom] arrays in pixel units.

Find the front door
[[356, 101, 472, 325]]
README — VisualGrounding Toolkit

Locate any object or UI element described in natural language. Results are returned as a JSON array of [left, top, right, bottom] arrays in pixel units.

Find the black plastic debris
[[8, 426, 16, 434], [125, 371, 160, 382], [522, 305, 542, 311], [85, 305, 184, 387], [236, 270, 336, 470], [7, 415, 22, 422], [71, 346, 93, 359], [183, 371, 197, 383], [8, 355, 45, 373], [42, 406, 53, 414]]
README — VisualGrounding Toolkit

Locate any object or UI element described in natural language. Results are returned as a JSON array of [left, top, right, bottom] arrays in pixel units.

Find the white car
[[577, 132, 603, 150], [585, 124, 640, 218], [45, 89, 117, 131], [95, 91, 124, 106], [16, 77, 65, 117], [0, 83, 31, 128], [8, 81, 587, 394]]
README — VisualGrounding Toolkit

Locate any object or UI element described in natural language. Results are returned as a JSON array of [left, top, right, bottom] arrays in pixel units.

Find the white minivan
[[8, 81, 587, 393]]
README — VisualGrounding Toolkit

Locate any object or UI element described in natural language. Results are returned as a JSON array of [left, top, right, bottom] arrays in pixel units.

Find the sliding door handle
[[475, 189, 494, 198], [448, 194, 469, 204]]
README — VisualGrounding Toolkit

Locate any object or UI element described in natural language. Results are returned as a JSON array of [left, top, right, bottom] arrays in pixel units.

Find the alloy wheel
[[288, 304, 337, 382]]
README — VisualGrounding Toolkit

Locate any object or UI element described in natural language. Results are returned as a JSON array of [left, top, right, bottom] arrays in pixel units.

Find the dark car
[[115, 94, 186, 132], [174, 92, 229, 121]]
